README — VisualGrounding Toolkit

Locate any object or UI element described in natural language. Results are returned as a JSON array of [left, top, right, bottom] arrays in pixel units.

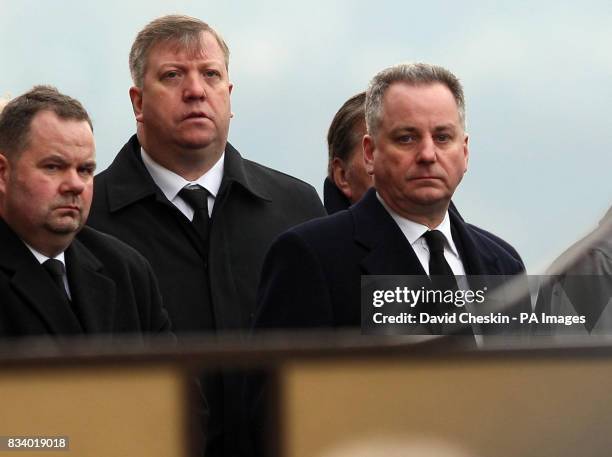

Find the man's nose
[[60, 169, 86, 194], [183, 72, 206, 100], [416, 136, 437, 163]]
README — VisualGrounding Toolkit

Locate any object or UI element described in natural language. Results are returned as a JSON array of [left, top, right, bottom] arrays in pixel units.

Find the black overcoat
[[0, 219, 171, 337], [88, 135, 326, 332]]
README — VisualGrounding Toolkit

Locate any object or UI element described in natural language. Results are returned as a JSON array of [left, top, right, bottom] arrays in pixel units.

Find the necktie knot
[[43, 258, 65, 280], [179, 185, 209, 211], [423, 230, 446, 254]]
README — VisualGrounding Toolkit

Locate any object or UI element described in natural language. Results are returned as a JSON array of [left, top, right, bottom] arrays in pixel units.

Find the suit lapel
[[65, 238, 116, 333], [352, 189, 427, 276], [449, 211, 501, 275], [0, 219, 82, 334]]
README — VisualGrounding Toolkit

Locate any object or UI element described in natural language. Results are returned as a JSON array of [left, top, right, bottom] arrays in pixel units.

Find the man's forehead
[[384, 81, 455, 102], [30, 110, 92, 134], [381, 82, 461, 124], [149, 32, 224, 62], [25, 111, 94, 155]]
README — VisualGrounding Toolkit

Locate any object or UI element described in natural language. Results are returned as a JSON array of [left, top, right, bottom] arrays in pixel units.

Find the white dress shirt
[[141, 148, 224, 220]]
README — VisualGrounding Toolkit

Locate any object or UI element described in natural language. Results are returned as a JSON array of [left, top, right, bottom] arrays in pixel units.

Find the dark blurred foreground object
[[4, 333, 612, 457], [536, 206, 612, 333]]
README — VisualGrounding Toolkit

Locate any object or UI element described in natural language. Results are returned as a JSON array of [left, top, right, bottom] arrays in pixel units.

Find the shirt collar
[[24, 243, 67, 267], [376, 192, 459, 257], [141, 147, 225, 200]]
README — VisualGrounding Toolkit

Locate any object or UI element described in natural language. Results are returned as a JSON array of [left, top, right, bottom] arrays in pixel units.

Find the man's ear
[[228, 82, 234, 118], [129, 86, 144, 123], [0, 153, 10, 195], [363, 134, 375, 176], [331, 158, 353, 201], [463, 133, 469, 173]]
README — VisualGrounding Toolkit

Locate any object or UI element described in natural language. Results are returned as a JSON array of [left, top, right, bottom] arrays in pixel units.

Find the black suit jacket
[[0, 219, 171, 337], [254, 188, 526, 329]]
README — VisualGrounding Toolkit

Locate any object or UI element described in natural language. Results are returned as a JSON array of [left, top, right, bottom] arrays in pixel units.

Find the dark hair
[[129, 14, 230, 87], [0, 85, 92, 158], [327, 92, 366, 177]]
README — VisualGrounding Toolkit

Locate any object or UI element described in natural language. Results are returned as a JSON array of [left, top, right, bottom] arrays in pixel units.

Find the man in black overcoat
[[86, 15, 325, 456], [0, 86, 171, 338]]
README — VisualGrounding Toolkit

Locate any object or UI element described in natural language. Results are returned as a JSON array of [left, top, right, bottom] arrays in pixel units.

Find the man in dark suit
[[324, 91, 372, 214], [255, 62, 526, 331], [0, 86, 171, 337], [86, 15, 325, 455]]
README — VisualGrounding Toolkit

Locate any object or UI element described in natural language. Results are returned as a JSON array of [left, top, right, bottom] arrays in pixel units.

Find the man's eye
[[43, 164, 61, 171], [204, 69, 220, 78], [163, 71, 181, 79], [78, 167, 95, 176], [397, 135, 416, 144], [435, 134, 451, 142]]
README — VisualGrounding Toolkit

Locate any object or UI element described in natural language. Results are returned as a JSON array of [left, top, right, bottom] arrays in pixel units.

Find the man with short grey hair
[[254, 62, 526, 330], [365, 62, 466, 134], [87, 14, 325, 456]]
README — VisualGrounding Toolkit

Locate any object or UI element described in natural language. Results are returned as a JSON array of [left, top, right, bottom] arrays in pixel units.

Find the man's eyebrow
[[158, 62, 186, 69], [39, 153, 68, 163], [433, 124, 456, 131], [390, 126, 418, 134]]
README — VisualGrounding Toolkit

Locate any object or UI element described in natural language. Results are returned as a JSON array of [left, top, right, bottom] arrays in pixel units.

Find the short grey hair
[[129, 14, 230, 88], [365, 62, 466, 136]]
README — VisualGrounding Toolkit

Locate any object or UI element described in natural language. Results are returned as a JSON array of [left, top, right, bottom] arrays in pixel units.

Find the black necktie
[[178, 185, 216, 330], [179, 185, 210, 243], [42, 258, 71, 303], [423, 230, 457, 290], [423, 230, 472, 335]]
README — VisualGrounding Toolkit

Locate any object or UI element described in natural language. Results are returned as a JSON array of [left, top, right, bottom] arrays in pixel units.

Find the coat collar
[[105, 135, 271, 213], [222, 141, 272, 202], [350, 189, 502, 276]]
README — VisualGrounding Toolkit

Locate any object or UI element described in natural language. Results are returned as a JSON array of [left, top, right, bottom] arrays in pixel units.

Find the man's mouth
[[55, 205, 80, 212], [183, 111, 208, 120]]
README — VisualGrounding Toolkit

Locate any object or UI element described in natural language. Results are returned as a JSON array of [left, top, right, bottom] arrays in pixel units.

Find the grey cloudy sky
[[1, 0, 610, 271]]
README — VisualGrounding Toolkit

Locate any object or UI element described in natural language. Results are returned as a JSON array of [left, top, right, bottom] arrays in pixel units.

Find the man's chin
[[45, 219, 83, 235], [406, 192, 452, 211], [177, 133, 220, 150]]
